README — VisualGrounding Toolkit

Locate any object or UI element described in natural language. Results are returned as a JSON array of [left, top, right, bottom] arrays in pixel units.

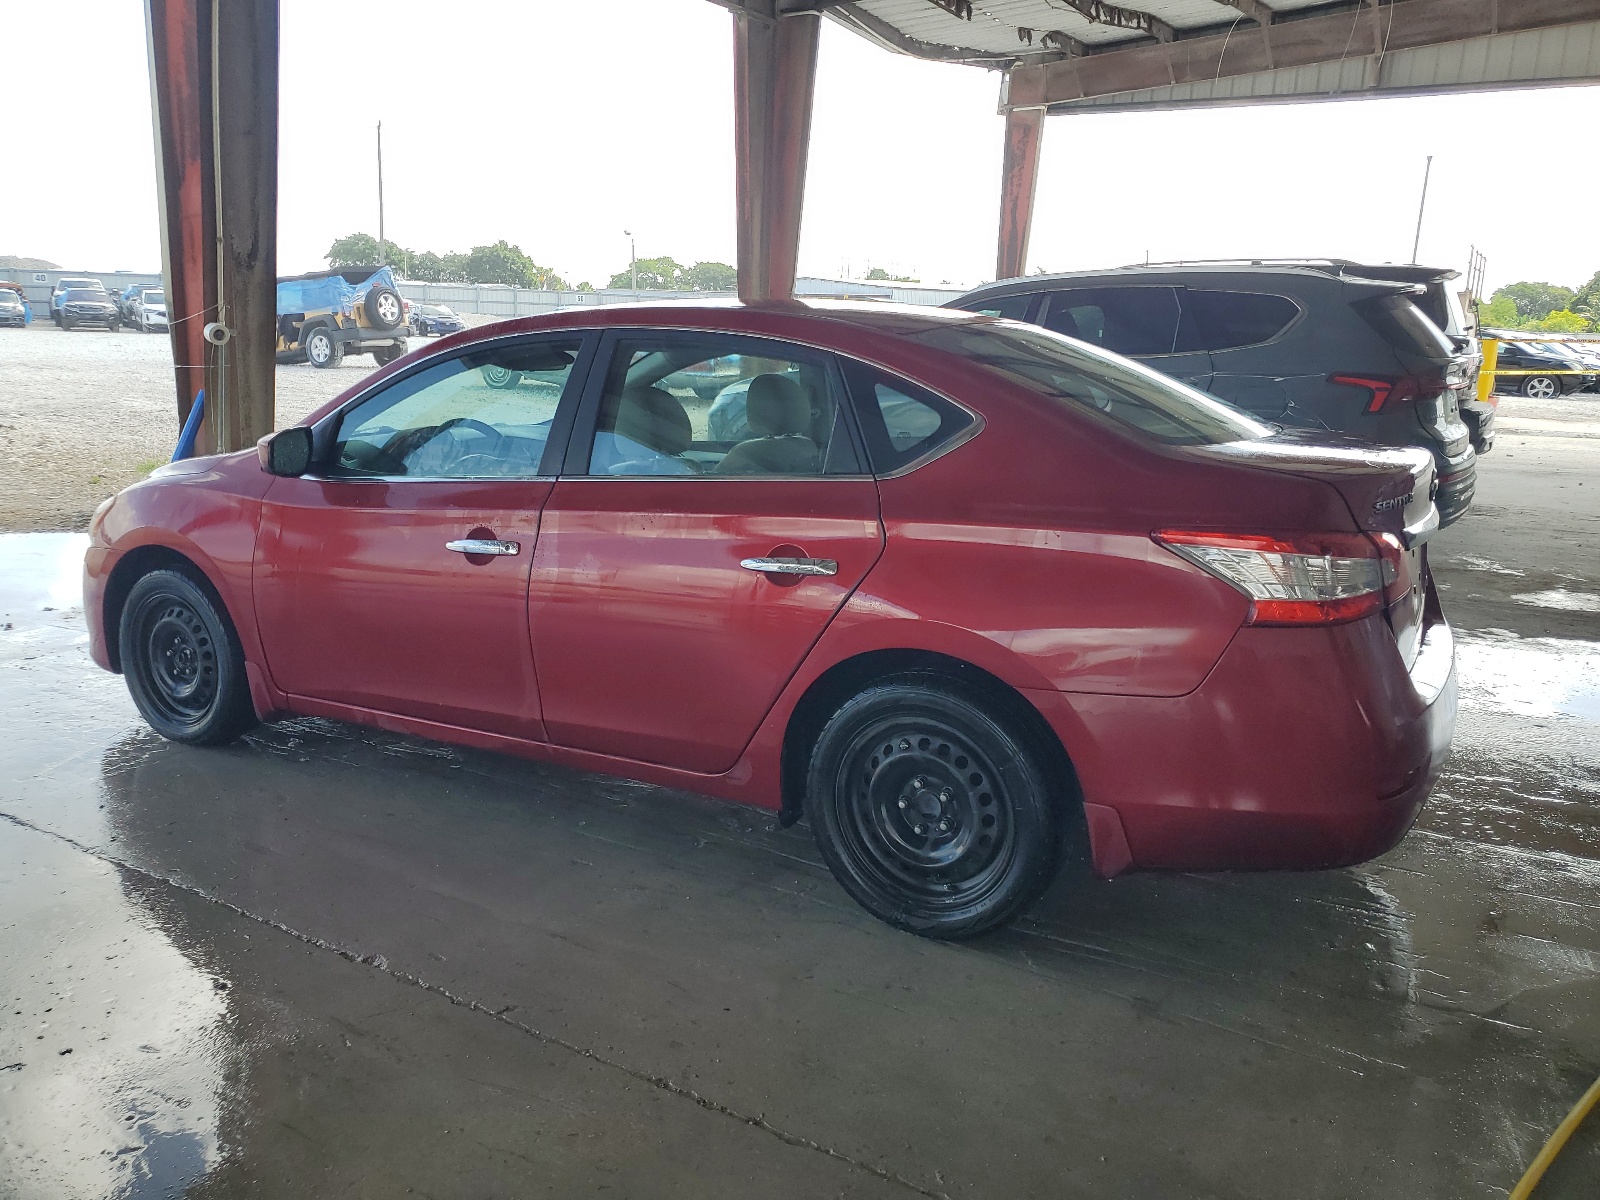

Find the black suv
[[950, 263, 1480, 525]]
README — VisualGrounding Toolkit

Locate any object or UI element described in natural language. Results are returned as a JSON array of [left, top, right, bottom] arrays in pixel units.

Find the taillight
[[1330, 373, 1446, 413], [1153, 529, 1399, 626]]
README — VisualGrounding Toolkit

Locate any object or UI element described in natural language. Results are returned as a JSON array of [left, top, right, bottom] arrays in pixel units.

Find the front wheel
[[805, 674, 1065, 939], [1523, 375, 1560, 399], [119, 568, 257, 746]]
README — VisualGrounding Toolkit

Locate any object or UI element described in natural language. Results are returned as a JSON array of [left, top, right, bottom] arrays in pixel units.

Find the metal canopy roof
[[807, 0, 1600, 111]]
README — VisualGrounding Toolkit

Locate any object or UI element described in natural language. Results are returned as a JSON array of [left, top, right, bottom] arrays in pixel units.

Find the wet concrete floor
[[1, 433, 1597, 1198]]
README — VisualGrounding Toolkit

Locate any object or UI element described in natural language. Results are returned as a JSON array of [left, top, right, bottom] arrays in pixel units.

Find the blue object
[[172, 389, 205, 461], [277, 265, 398, 318]]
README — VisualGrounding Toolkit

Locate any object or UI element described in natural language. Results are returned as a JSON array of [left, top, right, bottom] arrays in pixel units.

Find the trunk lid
[[1189, 431, 1437, 666]]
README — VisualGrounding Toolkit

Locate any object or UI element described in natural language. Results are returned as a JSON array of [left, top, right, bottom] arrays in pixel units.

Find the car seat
[[715, 374, 820, 475]]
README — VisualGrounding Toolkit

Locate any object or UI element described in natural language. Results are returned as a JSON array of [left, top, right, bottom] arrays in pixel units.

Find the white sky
[[3, 0, 1597, 294]]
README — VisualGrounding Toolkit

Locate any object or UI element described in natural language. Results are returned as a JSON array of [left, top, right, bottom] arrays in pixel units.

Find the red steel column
[[144, 0, 278, 453], [733, 5, 821, 302], [996, 104, 1044, 281], [145, 0, 216, 446], [212, 0, 279, 452]]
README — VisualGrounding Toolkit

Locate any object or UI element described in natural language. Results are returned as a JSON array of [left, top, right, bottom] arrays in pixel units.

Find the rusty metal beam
[[144, 0, 216, 447], [144, 0, 280, 454], [996, 105, 1043, 281], [212, 0, 279, 452], [733, 4, 822, 302], [1007, 0, 1600, 109]]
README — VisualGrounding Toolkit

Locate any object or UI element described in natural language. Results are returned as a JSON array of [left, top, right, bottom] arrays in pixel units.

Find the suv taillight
[[1329, 373, 1447, 413], [1153, 530, 1402, 626]]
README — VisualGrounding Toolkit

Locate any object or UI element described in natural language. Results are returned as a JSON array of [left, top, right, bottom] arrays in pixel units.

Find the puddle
[[0, 532, 90, 623], [1451, 555, 1527, 577], [0, 820, 234, 1199], [1510, 587, 1600, 614], [1454, 632, 1600, 721]]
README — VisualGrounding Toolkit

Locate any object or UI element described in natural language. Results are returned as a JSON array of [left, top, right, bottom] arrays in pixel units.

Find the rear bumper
[[1032, 597, 1456, 876], [1460, 397, 1496, 454]]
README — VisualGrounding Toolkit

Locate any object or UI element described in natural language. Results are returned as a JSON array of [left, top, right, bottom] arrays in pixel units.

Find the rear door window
[[1184, 290, 1299, 351], [1039, 287, 1181, 356]]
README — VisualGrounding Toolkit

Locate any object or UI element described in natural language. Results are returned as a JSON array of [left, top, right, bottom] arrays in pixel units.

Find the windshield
[[63, 289, 107, 301], [914, 320, 1272, 446], [144, 290, 165, 305]]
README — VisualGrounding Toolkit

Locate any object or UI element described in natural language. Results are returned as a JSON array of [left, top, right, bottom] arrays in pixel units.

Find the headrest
[[614, 385, 691, 456], [745, 374, 811, 438]]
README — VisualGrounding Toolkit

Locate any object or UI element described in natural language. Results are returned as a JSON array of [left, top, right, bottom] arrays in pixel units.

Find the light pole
[[624, 230, 636, 292], [376, 121, 386, 266], [1410, 154, 1433, 266]]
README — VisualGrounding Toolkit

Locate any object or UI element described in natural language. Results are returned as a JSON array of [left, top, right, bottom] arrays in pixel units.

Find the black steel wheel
[[120, 568, 257, 746], [805, 673, 1064, 939]]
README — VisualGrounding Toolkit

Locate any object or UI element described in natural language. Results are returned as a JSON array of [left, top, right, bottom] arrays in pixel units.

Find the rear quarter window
[[956, 293, 1036, 321], [1184, 290, 1299, 351], [839, 360, 975, 473]]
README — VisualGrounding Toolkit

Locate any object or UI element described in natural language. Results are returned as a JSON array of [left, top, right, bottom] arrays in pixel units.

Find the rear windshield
[[915, 321, 1271, 446], [1363, 295, 1455, 359]]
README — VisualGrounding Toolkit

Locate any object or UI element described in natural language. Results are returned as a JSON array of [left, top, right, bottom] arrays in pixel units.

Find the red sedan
[[84, 302, 1456, 937]]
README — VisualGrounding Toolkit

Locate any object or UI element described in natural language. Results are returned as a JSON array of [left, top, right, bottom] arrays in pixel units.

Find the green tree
[[457, 241, 567, 290], [1572, 269, 1600, 315], [1527, 309, 1592, 334], [1480, 294, 1520, 329], [607, 255, 687, 290], [1494, 281, 1576, 323], [684, 261, 737, 291], [865, 266, 919, 283], [326, 232, 407, 269]]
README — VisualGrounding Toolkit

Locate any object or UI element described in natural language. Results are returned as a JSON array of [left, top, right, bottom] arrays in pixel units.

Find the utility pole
[[377, 121, 386, 266], [624, 229, 636, 291], [1410, 154, 1432, 265]]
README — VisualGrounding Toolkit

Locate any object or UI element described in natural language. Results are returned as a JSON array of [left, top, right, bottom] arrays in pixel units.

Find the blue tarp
[[276, 266, 397, 318]]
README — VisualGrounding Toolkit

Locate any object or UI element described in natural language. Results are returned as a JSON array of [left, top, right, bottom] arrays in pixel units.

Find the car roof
[[957, 263, 1446, 300], [441, 298, 991, 340]]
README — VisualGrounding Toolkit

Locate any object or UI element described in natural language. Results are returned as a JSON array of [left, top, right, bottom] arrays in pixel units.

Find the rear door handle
[[740, 557, 837, 577], [446, 538, 520, 556]]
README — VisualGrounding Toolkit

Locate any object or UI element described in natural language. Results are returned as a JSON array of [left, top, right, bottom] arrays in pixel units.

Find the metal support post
[[145, 0, 278, 454], [997, 101, 1044, 281], [732, 4, 821, 302]]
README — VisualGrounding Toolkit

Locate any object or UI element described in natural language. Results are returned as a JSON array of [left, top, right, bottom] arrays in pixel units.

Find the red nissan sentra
[[84, 302, 1456, 937]]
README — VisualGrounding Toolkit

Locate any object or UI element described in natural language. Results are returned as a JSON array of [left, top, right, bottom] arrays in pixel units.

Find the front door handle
[[740, 557, 837, 577], [446, 538, 520, 556]]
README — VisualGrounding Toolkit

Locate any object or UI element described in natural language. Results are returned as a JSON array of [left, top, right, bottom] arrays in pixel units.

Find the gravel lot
[[1, 319, 1594, 532], [0, 320, 487, 532]]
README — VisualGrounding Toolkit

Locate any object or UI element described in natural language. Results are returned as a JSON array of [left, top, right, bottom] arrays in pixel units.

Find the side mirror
[[258, 427, 313, 476]]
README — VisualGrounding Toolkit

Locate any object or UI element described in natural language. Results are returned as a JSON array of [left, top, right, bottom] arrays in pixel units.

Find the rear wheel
[[482, 365, 522, 389], [119, 569, 257, 746], [1523, 375, 1560, 399], [805, 673, 1064, 939], [305, 326, 343, 368]]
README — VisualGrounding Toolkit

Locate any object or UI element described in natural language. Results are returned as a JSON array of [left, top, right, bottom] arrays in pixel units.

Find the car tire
[[1523, 375, 1560, 399], [481, 365, 522, 389], [305, 326, 343, 368], [373, 340, 406, 366], [109, 321, 120, 333], [119, 568, 258, 747], [804, 673, 1065, 939], [364, 286, 404, 330]]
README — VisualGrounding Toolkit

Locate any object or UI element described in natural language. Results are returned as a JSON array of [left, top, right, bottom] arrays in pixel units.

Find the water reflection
[[0, 821, 233, 1200], [1454, 631, 1600, 721]]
